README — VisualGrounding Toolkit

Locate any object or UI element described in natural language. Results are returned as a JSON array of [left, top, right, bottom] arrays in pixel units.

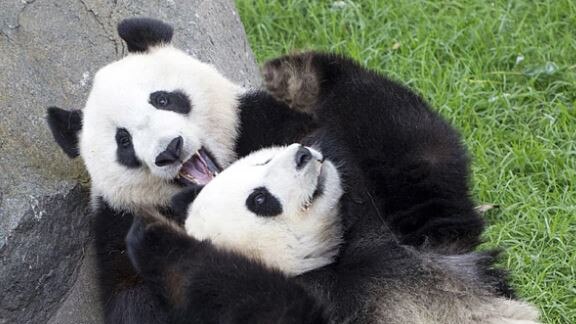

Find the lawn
[[235, 1, 576, 323]]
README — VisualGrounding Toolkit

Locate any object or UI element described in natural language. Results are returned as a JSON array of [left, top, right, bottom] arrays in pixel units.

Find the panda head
[[173, 144, 344, 276], [47, 18, 241, 210]]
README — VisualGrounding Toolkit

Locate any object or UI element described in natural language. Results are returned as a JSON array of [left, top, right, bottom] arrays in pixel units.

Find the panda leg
[[261, 51, 386, 123], [262, 52, 321, 114]]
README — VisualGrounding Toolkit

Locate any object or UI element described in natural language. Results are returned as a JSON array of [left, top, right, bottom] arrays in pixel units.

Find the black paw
[[126, 215, 171, 272], [126, 215, 183, 274], [262, 52, 320, 113], [125, 215, 149, 274], [170, 185, 204, 224]]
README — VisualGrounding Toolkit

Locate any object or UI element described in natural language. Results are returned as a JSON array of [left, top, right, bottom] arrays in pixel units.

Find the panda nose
[[295, 146, 312, 169], [155, 136, 183, 167]]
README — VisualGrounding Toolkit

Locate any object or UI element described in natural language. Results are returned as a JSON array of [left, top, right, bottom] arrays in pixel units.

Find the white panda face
[[80, 45, 241, 209], [185, 144, 344, 276]]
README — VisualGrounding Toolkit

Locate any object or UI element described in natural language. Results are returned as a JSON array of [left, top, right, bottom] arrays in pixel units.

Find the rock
[[0, 1, 259, 323]]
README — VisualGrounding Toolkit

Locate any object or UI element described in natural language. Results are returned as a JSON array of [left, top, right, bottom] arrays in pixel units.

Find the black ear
[[117, 17, 174, 53], [46, 107, 83, 158], [171, 185, 204, 222]]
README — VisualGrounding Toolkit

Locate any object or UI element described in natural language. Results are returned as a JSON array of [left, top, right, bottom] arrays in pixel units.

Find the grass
[[235, 0, 576, 323]]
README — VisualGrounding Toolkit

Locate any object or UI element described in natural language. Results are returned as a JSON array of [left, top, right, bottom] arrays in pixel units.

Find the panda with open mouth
[[128, 144, 539, 323], [47, 17, 494, 323], [126, 54, 540, 323], [46, 18, 314, 323], [179, 144, 344, 277]]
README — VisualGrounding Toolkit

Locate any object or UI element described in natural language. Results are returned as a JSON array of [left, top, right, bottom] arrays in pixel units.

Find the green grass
[[235, 0, 576, 322]]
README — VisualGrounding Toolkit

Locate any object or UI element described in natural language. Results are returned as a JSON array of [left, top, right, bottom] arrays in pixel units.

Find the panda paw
[[126, 215, 155, 274], [126, 213, 187, 275], [262, 52, 320, 114]]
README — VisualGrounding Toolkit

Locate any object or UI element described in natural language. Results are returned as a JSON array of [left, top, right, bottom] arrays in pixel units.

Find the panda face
[[185, 144, 344, 276], [80, 45, 241, 209]]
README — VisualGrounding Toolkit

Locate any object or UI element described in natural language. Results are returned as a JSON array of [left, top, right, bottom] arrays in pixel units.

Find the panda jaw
[[203, 209, 344, 277], [279, 161, 344, 275], [301, 162, 327, 211], [178, 147, 221, 186], [248, 206, 344, 276]]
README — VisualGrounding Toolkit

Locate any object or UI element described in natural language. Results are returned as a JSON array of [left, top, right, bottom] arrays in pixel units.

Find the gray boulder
[[0, 1, 259, 323]]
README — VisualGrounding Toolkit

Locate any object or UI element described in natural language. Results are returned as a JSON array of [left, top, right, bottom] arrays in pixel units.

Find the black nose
[[155, 136, 183, 166], [295, 146, 312, 169]]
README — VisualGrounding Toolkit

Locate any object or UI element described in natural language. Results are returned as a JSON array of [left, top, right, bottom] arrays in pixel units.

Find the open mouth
[[303, 164, 326, 210], [177, 147, 222, 186]]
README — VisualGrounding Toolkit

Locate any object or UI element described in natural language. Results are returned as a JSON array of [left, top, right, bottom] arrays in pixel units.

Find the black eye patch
[[149, 90, 191, 114], [246, 187, 282, 217], [115, 128, 141, 168]]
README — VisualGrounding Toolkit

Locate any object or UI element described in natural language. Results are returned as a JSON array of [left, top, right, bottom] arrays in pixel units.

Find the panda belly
[[368, 278, 540, 324], [292, 205, 539, 324], [312, 252, 540, 324]]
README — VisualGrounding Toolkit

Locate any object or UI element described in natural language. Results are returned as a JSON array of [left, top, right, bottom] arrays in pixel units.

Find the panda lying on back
[[47, 17, 485, 323], [127, 52, 540, 323]]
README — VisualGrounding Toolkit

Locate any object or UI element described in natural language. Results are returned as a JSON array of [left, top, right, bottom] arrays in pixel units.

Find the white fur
[[364, 251, 542, 324], [183, 144, 541, 323], [185, 144, 344, 276], [182, 144, 541, 323], [79, 45, 242, 210], [375, 293, 540, 324]]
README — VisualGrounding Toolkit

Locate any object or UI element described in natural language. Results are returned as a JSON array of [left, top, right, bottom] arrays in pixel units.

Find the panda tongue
[[181, 153, 214, 185]]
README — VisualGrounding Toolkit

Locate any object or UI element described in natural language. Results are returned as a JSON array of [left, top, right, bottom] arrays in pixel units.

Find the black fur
[[93, 200, 169, 324], [127, 52, 514, 323], [46, 107, 82, 158], [126, 214, 327, 324], [171, 185, 204, 224], [264, 52, 484, 252], [118, 18, 174, 53], [246, 187, 283, 217], [149, 91, 191, 115], [237, 54, 484, 252], [116, 128, 142, 168], [44, 20, 318, 324], [46, 17, 499, 322], [234, 90, 317, 157]]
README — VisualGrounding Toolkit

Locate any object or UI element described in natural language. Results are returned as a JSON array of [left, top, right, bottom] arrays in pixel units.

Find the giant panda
[[46, 18, 314, 324], [126, 53, 540, 323], [128, 146, 540, 323], [47, 18, 485, 322]]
